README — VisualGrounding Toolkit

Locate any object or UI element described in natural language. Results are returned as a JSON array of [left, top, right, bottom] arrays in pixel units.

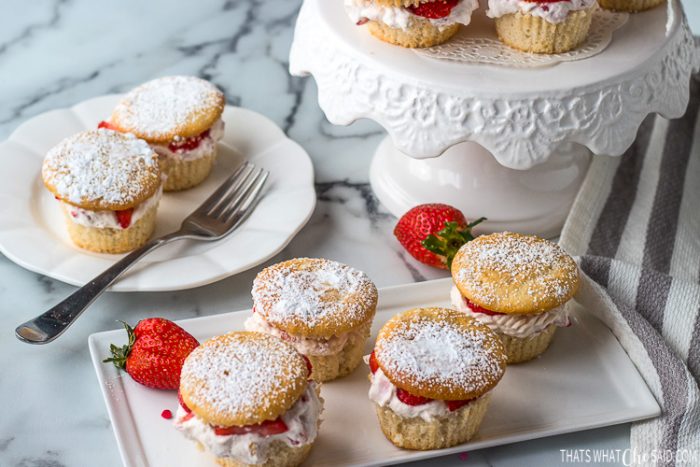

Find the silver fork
[[15, 162, 269, 345]]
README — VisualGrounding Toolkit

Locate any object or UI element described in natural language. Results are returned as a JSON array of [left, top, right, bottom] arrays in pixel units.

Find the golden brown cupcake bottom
[[374, 393, 491, 450], [494, 7, 594, 54], [307, 322, 371, 382], [160, 146, 217, 192], [367, 20, 459, 48], [215, 441, 312, 467], [62, 204, 157, 254], [498, 325, 557, 364], [598, 0, 665, 12]]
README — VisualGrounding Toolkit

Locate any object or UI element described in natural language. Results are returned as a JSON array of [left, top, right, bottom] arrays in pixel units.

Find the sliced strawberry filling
[[369, 350, 379, 374], [396, 388, 432, 406], [168, 129, 211, 153], [178, 391, 192, 414], [408, 0, 459, 19], [302, 355, 313, 377], [213, 417, 289, 436], [98, 120, 116, 130], [370, 350, 475, 411], [465, 298, 504, 316], [115, 208, 134, 229]]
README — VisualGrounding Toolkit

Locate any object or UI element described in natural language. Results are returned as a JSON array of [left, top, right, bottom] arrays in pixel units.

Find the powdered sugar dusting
[[252, 258, 377, 337], [377, 309, 506, 395], [455, 232, 578, 310], [113, 76, 223, 140], [181, 333, 307, 422], [42, 129, 159, 209]]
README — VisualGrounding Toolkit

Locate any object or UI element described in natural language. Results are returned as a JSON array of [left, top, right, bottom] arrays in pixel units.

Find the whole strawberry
[[393, 204, 485, 270], [104, 318, 199, 390]]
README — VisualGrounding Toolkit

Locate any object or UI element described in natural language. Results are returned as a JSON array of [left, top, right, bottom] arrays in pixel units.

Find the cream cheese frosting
[[61, 184, 162, 230], [450, 285, 570, 338], [487, 0, 597, 24], [367, 365, 486, 422], [174, 382, 321, 465], [152, 118, 225, 161], [244, 312, 369, 356], [345, 0, 479, 31]]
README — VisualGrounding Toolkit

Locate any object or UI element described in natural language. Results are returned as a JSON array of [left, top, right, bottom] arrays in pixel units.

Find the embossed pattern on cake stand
[[290, 0, 699, 236]]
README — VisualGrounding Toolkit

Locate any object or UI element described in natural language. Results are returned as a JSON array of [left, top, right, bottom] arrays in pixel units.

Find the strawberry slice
[[115, 208, 133, 229], [465, 298, 504, 316], [181, 412, 194, 422], [446, 399, 474, 412], [98, 120, 116, 130], [302, 355, 313, 377], [408, 0, 459, 19], [369, 351, 379, 374], [178, 391, 192, 414], [396, 388, 432, 406], [213, 417, 289, 436], [168, 129, 210, 152]]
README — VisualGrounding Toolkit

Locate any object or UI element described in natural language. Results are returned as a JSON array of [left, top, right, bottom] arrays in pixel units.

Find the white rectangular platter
[[89, 278, 660, 467]]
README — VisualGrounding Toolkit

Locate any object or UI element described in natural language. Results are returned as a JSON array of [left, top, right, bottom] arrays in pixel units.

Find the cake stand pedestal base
[[370, 138, 592, 238]]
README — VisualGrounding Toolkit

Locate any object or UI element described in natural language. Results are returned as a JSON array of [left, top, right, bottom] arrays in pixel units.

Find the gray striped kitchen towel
[[559, 75, 700, 466]]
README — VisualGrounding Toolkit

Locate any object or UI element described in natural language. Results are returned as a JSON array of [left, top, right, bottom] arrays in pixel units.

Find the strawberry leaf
[[103, 320, 136, 370], [421, 219, 486, 269]]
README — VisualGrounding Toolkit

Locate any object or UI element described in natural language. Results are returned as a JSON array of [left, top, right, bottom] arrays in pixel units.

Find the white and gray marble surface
[[1, 1, 699, 466]]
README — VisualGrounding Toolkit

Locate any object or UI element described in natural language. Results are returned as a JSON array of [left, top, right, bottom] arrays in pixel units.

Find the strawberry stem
[[103, 321, 136, 370], [468, 217, 487, 229]]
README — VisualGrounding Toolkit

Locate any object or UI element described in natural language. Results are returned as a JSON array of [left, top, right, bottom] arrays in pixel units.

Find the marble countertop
[[1, 2, 698, 466]]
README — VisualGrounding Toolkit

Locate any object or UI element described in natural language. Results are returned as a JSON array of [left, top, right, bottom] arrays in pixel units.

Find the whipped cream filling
[[245, 312, 369, 356], [175, 382, 321, 465], [368, 365, 484, 422], [345, 0, 479, 32], [60, 184, 162, 230], [450, 286, 570, 338], [153, 118, 225, 161], [487, 0, 597, 24]]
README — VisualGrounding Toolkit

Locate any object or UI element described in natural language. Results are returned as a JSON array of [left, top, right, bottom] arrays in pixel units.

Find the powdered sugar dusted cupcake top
[[42, 129, 160, 211], [452, 232, 579, 314], [179, 332, 309, 427], [252, 258, 378, 338], [487, 0, 597, 24], [375, 308, 506, 400], [111, 76, 225, 144]]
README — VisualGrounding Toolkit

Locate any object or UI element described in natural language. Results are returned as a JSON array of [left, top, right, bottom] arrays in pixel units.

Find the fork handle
[[15, 233, 181, 345]]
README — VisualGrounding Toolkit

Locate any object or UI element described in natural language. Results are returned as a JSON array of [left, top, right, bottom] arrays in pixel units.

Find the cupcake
[[597, 0, 665, 12], [368, 307, 506, 450], [487, 0, 597, 54], [42, 129, 162, 254], [451, 232, 579, 363], [176, 332, 322, 467], [106, 76, 225, 191], [345, 0, 479, 48], [246, 258, 378, 383]]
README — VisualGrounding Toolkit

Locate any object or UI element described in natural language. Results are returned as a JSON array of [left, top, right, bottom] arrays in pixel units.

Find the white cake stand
[[290, 0, 699, 237]]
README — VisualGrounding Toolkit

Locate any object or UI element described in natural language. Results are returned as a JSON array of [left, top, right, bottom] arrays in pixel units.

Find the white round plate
[[0, 95, 316, 292]]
